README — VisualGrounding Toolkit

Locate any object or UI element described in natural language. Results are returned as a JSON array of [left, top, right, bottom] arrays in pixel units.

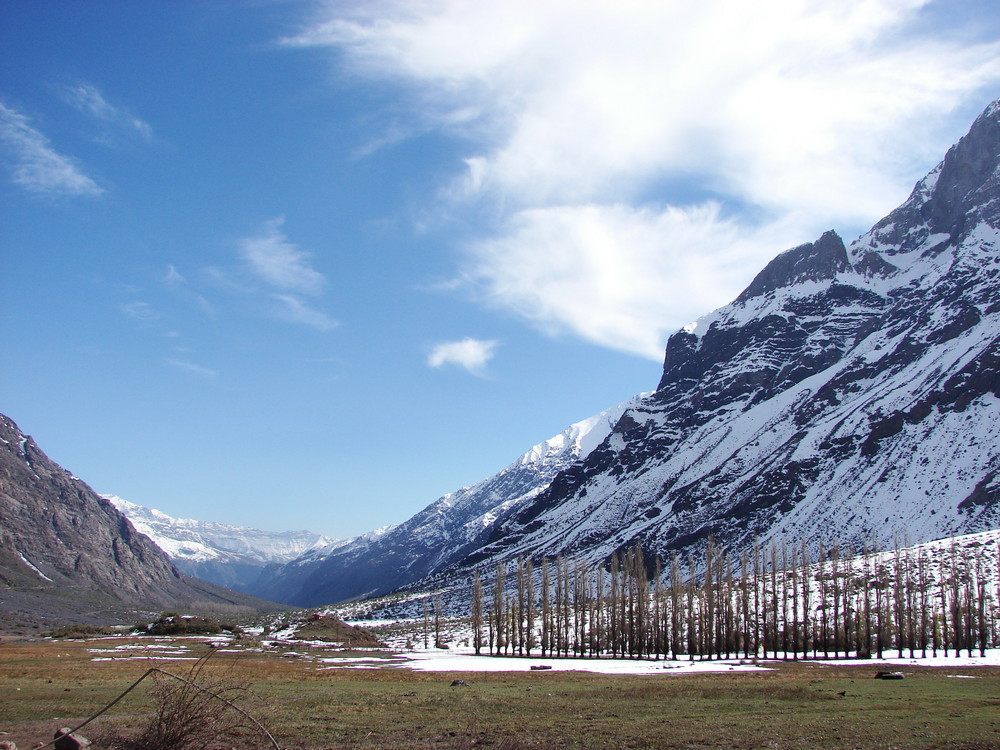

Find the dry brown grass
[[2, 637, 999, 749]]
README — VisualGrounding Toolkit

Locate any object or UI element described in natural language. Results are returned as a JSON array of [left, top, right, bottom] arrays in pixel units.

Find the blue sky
[[2, 1, 999, 538]]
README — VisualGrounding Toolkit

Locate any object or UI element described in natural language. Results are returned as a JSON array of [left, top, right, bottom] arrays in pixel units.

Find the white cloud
[[240, 217, 327, 295], [271, 293, 339, 331], [0, 101, 103, 196], [200, 219, 337, 331], [61, 83, 154, 141], [290, 0, 1000, 358], [164, 265, 186, 285], [120, 300, 158, 322], [468, 203, 806, 360], [166, 358, 218, 378], [428, 337, 498, 376]]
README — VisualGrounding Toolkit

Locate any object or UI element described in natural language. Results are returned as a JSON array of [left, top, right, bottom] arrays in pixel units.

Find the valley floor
[[1, 635, 998, 749]]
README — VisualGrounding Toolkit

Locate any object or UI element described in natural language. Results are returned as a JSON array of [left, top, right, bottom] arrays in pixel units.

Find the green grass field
[[1, 637, 998, 749]]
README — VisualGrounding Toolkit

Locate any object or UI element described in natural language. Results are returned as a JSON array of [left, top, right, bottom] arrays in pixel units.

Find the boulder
[[53, 728, 91, 749]]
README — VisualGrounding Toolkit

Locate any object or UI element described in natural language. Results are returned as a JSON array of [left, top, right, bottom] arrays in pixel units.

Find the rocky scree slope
[[0, 414, 282, 625]]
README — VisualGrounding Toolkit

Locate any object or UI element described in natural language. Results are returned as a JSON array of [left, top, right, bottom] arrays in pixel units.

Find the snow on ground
[[91, 656, 198, 662], [817, 650, 1000, 669], [371, 648, 1000, 675], [394, 651, 770, 675], [80, 629, 1000, 674]]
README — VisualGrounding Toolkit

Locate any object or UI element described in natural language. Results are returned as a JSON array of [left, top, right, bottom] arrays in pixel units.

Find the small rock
[[0, 739, 17, 750], [450, 679, 468, 687], [53, 728, 91, 750]]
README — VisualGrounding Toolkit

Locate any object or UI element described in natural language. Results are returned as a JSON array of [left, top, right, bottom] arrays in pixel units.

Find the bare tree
[[434, 593, 444, 648], [493, 561, 507, 655], [670, 552, 682, 659], [540, 558, 551, 656], [686, 553, 697, 661], [800, 540, 811, 660], [525, 557, 536, 656], [471, 570, 484, 655]]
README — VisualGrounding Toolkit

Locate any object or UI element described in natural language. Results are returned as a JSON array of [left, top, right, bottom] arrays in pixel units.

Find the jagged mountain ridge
[[0, 414, 284, 626], [107, 495, 331, 592], [258, 397, 643, 605], [280, 98, 1000, 607]]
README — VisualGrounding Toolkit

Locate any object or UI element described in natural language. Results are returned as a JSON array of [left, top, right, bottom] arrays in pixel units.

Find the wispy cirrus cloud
[[166, 358, 218, 378], [427, 337, 498, 376], [60, 82, 154, 143], [466, 203, 803, 359], [271, 293, 338, 331], [239, 216, 327, 295], [120, 300, 158, 322], [288, 0, 1000, 359], [0, 101, 103, 196], [204, 217, 337, 331], [164, 265, 186, 286]]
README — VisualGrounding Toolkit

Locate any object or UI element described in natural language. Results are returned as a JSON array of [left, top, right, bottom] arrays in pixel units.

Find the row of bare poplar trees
[[467, 538, 998, 660]]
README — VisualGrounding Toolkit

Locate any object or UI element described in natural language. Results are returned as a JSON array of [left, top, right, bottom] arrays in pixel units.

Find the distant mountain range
[[104, 496, 331, 593], [257, 98, 1000, 606]]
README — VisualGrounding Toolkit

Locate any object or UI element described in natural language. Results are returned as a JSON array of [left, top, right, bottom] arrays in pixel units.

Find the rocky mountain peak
[[736, 230, 848, 303], [868, 97, 1000, 256]]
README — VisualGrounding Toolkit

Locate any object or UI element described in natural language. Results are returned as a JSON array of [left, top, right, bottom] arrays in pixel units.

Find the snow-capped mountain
[[272, 98, 1000, 608], [442, 98, 1000, 574], [107, 496, 330, 593], [256, 397, 643, 605]]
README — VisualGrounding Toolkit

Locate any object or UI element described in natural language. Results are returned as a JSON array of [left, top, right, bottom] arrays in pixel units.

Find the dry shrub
[[45, 624, 116, 639], [97, 653, 277, 750]]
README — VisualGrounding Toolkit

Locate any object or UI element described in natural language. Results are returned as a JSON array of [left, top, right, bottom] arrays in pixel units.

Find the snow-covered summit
[[107, 495, 331, 592]]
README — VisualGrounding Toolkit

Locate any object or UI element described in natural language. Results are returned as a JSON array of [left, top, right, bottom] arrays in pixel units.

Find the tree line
[[466, 536, 999, 661]]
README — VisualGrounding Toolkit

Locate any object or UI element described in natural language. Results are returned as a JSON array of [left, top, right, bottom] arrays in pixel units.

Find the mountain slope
[[259, 397, 642, 605], [260, 99, 1000, 608], [449, 98, 1000, 572], [0, 414, 283, 628], [107, 496, 330, 592]]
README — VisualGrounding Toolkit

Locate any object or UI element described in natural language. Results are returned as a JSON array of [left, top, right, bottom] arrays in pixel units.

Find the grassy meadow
[[1, 636, 999, 749]]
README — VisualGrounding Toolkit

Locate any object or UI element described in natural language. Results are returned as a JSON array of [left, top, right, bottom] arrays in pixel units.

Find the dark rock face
[[0, 414, 181, 602], [735, 230, 851, 304]]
